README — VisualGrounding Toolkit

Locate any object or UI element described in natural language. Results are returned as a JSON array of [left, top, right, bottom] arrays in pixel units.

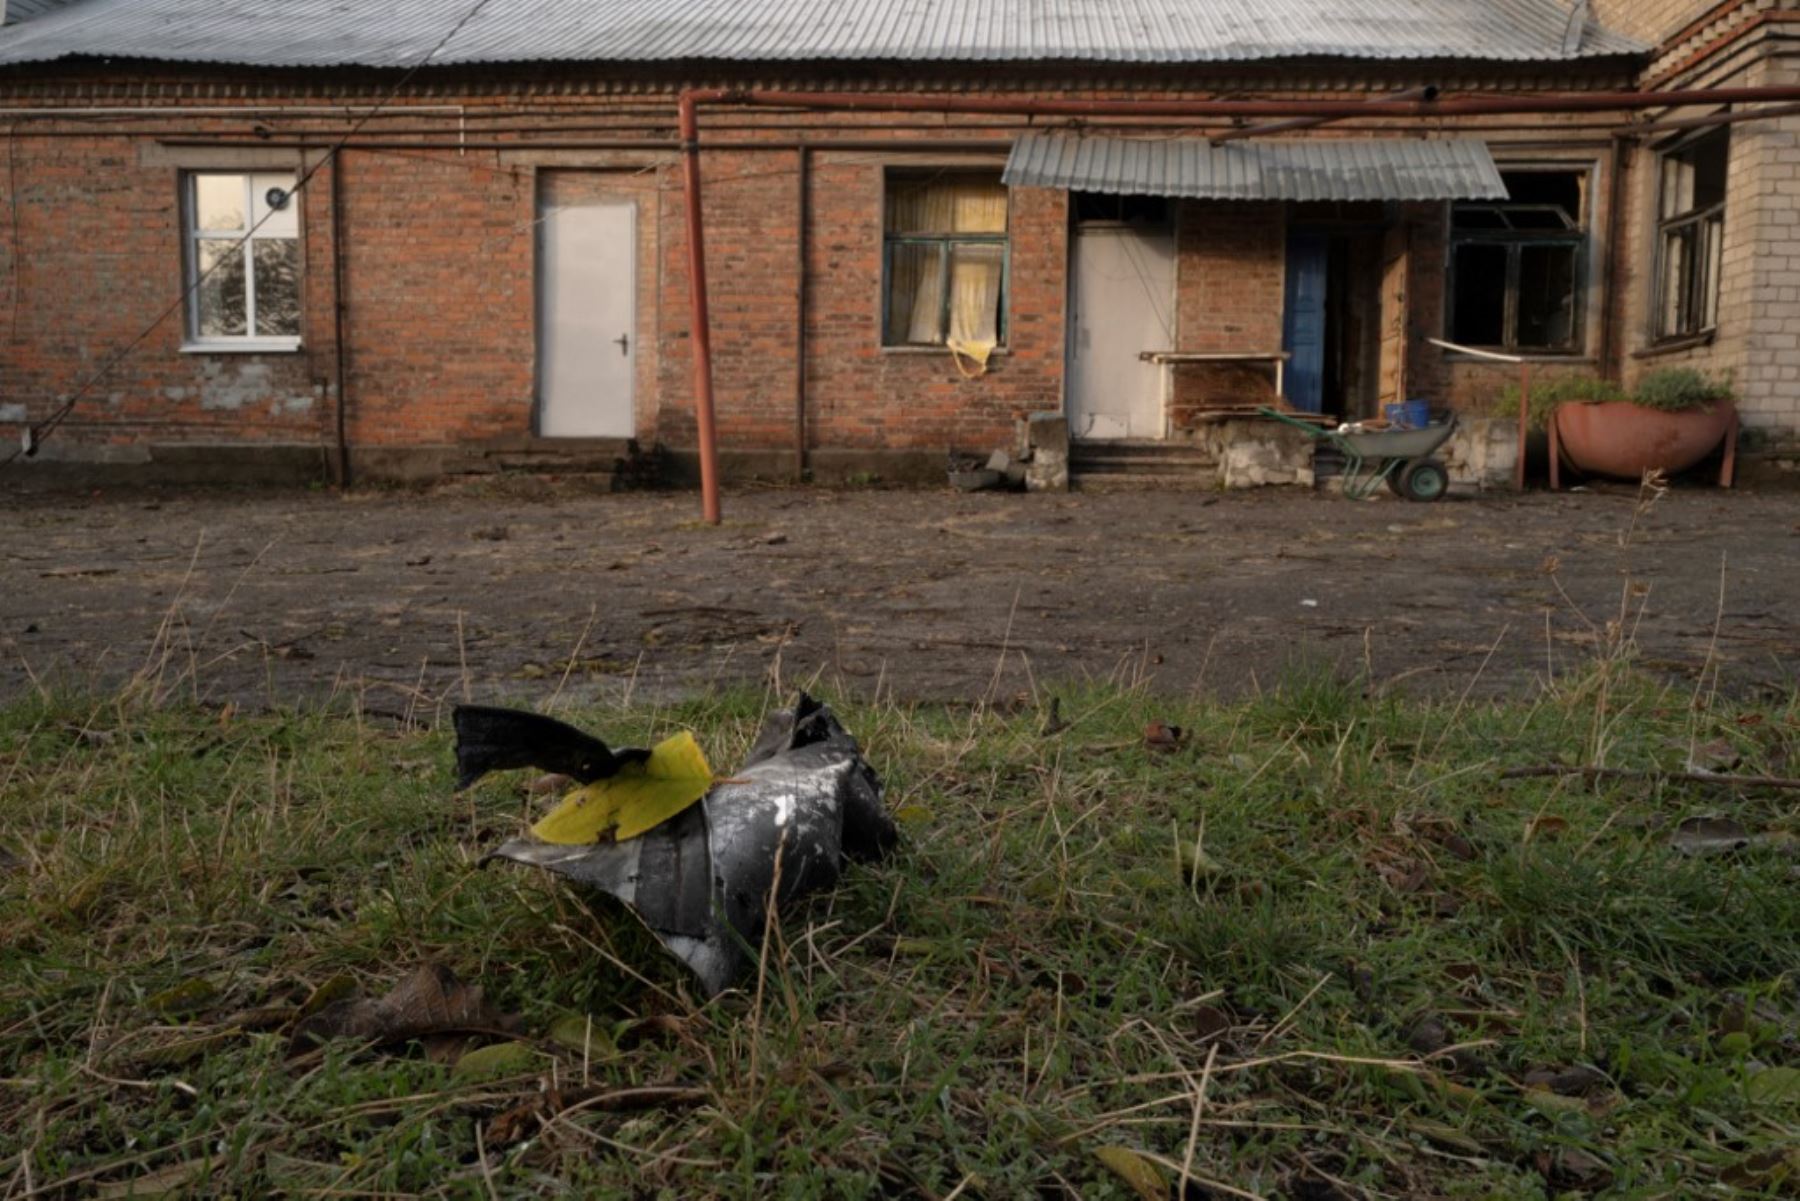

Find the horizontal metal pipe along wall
[[683, 84, 1800, 118]]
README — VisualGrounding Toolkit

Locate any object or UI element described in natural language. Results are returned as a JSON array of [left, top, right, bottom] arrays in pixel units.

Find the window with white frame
[[1655, 128, 1728, 341], [184, 172, 301, 346], [1448, 168, 1589, 354]]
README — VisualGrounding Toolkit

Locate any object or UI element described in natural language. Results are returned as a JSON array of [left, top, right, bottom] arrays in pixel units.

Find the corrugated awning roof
[[0, 0, 1645, 69], [1003, 133, 1508, 202]]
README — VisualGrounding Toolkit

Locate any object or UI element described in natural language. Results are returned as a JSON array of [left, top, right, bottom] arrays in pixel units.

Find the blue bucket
[[1383, 398, 1432, 429]]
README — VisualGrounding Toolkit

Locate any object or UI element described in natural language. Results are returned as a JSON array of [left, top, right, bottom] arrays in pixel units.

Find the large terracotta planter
[[1552, 400, 1737, 480]]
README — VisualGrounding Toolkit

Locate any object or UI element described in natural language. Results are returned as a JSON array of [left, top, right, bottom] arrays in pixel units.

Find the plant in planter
[[1498, 368, 1738, 486]]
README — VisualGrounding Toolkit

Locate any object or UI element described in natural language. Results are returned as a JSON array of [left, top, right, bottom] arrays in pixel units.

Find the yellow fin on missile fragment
[[529, 731, 714, 846]]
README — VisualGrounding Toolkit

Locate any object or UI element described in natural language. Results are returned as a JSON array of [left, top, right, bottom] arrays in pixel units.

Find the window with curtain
[[1447, 168, 1588, 354], [1655, 128, 1728, 341], [883, 172, 1009, 351]]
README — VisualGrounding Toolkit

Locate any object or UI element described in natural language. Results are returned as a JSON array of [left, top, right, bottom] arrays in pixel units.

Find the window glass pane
[[1499, 171, 1583, 227], [1661, 130, 1728, 221], [196, 240, 248, 337], [1516, 243, 1578, 349], [887, 176, 1007, 234], [194, 174, 246, 232], [253, 239, 301, 336], [1700, 214, 1723, 330], [1660, 226, 1691, 336], [250, 172, 300, 239], [946, 242, 1004, 348], [1450, 242, 1508, 346], [1507, 207, 1575, 231], [886, 242, 944, 345], [1690, 130, 1729, 211], [1661, 154, 1695, 221]]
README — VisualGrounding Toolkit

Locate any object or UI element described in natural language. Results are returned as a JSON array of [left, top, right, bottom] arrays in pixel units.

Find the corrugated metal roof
[[1003, 132, 1508, 200], [0, 0, 1644, 69], [2, 0, 78, 26]]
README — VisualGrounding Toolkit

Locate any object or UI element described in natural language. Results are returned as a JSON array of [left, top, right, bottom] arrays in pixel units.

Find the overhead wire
[[0, 0, 501, 470]]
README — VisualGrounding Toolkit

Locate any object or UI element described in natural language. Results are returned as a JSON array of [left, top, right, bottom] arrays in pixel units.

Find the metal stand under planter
[[1256, 407, 1458, 501]]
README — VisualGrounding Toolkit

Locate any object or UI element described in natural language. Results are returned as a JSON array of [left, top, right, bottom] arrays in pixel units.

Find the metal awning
[[1003, 133, 1507, 202]]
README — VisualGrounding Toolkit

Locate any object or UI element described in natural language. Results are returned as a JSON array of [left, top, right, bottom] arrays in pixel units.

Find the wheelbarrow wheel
[[1397, 458, 1449, 503]]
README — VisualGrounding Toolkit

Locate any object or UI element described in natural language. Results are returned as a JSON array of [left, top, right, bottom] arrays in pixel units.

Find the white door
[[1067, 226, 1175, 441], [538, 193, 635, 438]]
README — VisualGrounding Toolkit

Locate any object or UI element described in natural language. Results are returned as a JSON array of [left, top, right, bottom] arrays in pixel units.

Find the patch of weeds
[[2, 677, 1797, 1198], [1247, 653, 1370, 738]]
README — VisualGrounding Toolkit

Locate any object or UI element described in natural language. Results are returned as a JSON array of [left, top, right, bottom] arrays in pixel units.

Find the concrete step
[[1075, 471, 1221, 492], [1071, 441, 1218, 475]]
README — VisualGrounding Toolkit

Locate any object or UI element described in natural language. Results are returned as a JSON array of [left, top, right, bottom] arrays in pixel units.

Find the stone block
[[1441, 417, 1520, 489], [1026, 412, 1070, 459], [1023, 411, 1070, 492]]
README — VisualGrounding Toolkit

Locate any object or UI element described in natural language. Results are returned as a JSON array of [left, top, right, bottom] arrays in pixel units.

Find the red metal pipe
[[155, 137, 1016, 152], [1210, 85, 1440, 143], [1626, 100, 1800, 136], [1516, 363, 1531, 493], [331, 147, 352, 488], [683, 84, 1800, 119], [794, 141, 809, 481], [680, 91, 723, 525]]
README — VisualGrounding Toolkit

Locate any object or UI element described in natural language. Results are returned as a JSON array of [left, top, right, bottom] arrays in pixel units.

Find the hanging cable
[[0, 0, 500, 471]]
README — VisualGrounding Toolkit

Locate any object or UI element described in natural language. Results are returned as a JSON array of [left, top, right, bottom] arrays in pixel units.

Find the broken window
[[184, 171, 301, 347], [1448, 169, 1588, 354], [883, 172, 1008, 350], [1655, 128, 1728, 341]]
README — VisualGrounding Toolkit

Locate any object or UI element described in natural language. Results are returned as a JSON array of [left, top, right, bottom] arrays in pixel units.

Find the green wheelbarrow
[[1256, 407, 1458, 502]]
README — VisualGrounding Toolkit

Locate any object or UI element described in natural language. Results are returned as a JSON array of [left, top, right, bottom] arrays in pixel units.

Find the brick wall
[[337, 148, 534, 446], [1168, 201, 1286, 427], [1730, 54, 1800, 439], [4, 53, 1796, 477], [0, 135, 327, 451], [1589, 0, 1712, 45], [1609, 24, 1800, 445]]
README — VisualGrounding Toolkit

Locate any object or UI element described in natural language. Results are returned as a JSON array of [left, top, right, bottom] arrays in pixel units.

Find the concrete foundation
[[1441, 417, 1521, 489], [1198, 418, 1317, 489]]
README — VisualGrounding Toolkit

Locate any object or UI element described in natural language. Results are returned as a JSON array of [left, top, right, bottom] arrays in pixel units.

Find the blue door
[[1283, 233, 1328, 413]]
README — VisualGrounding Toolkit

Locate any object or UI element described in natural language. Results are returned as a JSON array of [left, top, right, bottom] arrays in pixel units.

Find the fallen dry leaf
[[450, 1040, 541, 1083], [1142, 720, 1184, 754], [1720, 1147, 1800, 1191], [1525, 814, 1569, 842], [289, 963, 520, 1053], [1686, 736, 1742, 775], [1671, 816, 1754, 857], [1093, 1145, 1168, 1201], [1523, 1064, 1608, 1096], [487, 1083, 708, 1146]]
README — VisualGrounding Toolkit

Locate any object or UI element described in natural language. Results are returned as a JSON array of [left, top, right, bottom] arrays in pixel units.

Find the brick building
[[0, 0, 1795, 487]]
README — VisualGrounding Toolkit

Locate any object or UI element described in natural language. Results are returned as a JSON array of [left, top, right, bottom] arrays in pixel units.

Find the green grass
[[2, 669, 1797, 1199]]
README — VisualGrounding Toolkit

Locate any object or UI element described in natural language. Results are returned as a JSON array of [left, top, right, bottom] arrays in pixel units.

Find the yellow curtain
[[886, 178, 1006, 235], [908, 250, 946, 345], [947, 243, 1004, 370]]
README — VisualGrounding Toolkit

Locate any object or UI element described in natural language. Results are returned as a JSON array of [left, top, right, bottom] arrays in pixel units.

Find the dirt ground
[[2, 480, 1796, 713]]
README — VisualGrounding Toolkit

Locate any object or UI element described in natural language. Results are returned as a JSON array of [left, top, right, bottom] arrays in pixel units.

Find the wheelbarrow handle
[[1254, 406, 1332, 439]]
